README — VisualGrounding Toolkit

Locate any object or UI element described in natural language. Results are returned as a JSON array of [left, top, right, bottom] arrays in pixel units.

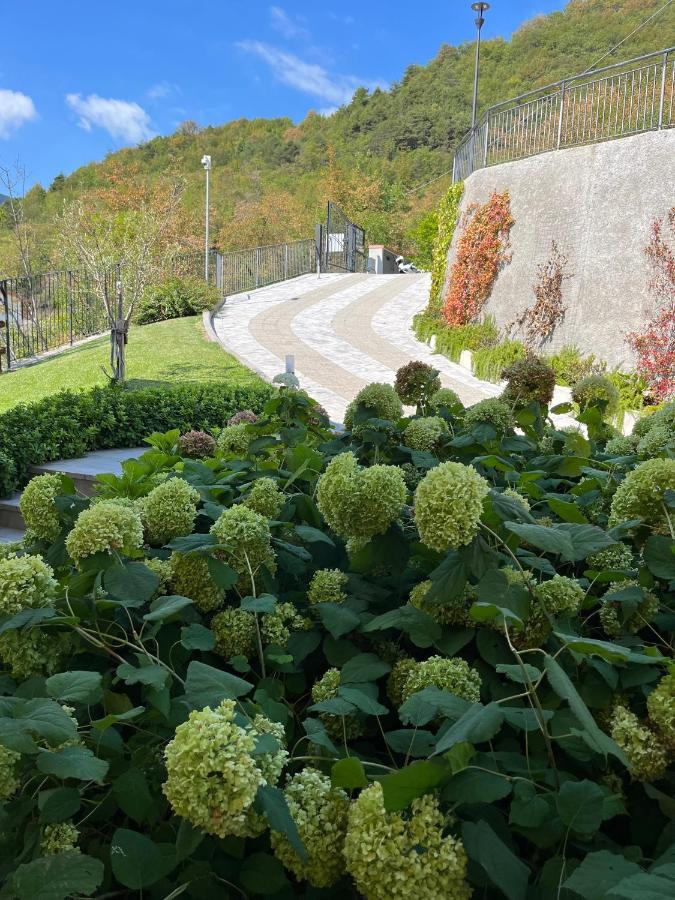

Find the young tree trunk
[[109, 270, 127, 383]]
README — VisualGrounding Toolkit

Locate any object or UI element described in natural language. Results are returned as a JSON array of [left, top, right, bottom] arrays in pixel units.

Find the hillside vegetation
[[1, 0, 672, 273]]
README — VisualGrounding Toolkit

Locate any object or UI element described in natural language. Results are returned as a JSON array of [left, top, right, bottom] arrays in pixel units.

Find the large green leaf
[[0, 699, 78, 754], [38, 787, 81, 824], [362, 605, 441, 647], [434, 702, 504, 754], [103, 561, 159, 605], [608, 871, 675, 899], [379, 760, 449, 811], [5, 853, 104, 900], [36, 746, 109, 782], [339, 686, 388, 716], [255, 785, 307, 860], [45, 671, 102, 705], [341, 653, 390, 683], [556, 780, 606, 835], [143, 594, 193, 622], [183, 661, 253, 708], [462, 820, 530, 900], [330, 757, 368, 790], [110, 828, 176, 889], [444, 767, 512, 805], [426, 550, 467, 603], [505, 522, 574, 557], [112, 768, 155, 824], [180, 623, 215, 651], [240, 853, 290, 896], [643, 535, 675, 579], [315, 602, 360, 639], [509, 781, 549, 827], [547, 497, 589, 524]]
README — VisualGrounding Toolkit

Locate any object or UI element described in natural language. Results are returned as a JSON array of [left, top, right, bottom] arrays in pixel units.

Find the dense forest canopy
[[1, 0, 673, 275]]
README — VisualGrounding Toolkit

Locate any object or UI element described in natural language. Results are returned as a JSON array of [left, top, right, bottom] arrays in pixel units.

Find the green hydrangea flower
[[501, 487, 531, 512], [414, 461, 489, 551], [144, 557, 173, 595], [634, 401, 675, 437], [501, 357, 556, 407], [242, 478, 284, 519], [408, 579, 472, 627], [572, 375, 620, 418], [599, 580, 660, 636], [610, 704, 668, 781], [308, 568, 348, 605], [0, 744, 21, 801], [168, 552, 224, 612], [311, 668, 362, 740], [387, 658, 418, 707], [463, 398, 514, 432], [647, 671, 675, 750], [401, 656, 481, 705], [65, 501, 144, 564], [137, 478, 200, 546], [587, 543, 634, 571], [506, 573, 583, 649], [210, 505, 276, 595], [316, 452, 406, 544], [19, 474, 64, 542], [343, 783, 472, 900], [211, 608, 256, 659], [605, 434, 638, 456], [163, 699, 285, 838], [608, 458, 675, 532], [0, 553, 57, 616], [262, 602, 311, 647], [41, 822, 79, 856], [535, 575, 584, 616], [217, 423, 252, 457], [0, 541, 24, 560], [0, 628, 71, 680], [343, 383, 403, 433], [398, 462, 424, 491], [271, 768, 350, 887], [636, 425, 674, 460], [402, 416, 448, 451], [429, 387, 462, 413]]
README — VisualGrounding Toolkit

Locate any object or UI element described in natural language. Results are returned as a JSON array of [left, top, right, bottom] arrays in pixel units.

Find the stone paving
[[212, 272, 499, 421]]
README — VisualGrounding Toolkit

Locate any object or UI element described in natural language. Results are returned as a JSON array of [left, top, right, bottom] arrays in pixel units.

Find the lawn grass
[[0, 317, 262, 413]]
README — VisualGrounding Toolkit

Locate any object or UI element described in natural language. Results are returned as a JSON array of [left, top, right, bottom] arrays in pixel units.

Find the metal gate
[[322, 202, 367, 273]]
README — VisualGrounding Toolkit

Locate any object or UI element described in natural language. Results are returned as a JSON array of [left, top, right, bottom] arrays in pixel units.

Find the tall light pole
[[470, 3, 489, 132], [201, 154, 211, 282]]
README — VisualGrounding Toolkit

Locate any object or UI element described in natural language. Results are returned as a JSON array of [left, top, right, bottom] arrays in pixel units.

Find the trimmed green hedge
[[0, 381, 273, 497]]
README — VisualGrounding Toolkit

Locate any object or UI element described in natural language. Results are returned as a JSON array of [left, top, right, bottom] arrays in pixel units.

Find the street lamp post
[[201, 154, 212, 282], [470, 2, 489, 172]]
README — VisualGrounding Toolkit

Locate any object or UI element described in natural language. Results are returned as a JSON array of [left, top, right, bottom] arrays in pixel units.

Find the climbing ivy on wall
[[427, 182, 464, 315], [443, 190, 514, 327]]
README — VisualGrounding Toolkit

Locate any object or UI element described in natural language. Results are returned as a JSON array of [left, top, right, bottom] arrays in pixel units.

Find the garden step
[[29, 447, 148, 496], [0, 527, 25, 544], [0, 494, 24, 533]]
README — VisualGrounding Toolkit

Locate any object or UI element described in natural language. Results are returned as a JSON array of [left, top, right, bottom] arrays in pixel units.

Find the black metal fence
[[321, 202, 368, 273]]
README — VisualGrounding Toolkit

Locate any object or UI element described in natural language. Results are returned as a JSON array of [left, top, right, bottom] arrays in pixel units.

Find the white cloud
[[0, 89, 37, 139], [66, 93, 155, 144], [146, 81, 177, 100], [270, 6, 307, 39], [237, 41, 386, 107]]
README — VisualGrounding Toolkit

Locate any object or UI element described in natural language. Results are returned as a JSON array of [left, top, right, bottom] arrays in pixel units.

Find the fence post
[[284, 244, 289, 280], [658, 50, 668, 129], [556, 81, 566, 149], [255, 249, 260, 289], [68, 271, 74, 345], [451, 155, 457, 183], [0, 281, 10, 372], [215, 253, 223, 294], [483, 113, 490, 166]]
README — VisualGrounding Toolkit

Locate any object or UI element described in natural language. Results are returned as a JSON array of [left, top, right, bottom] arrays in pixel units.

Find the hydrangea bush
[[0, 380, 673, 899]]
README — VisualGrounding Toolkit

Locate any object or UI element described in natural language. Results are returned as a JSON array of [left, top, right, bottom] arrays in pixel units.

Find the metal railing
[[453, 47, 675, 181], [322, 202, 368, 273]]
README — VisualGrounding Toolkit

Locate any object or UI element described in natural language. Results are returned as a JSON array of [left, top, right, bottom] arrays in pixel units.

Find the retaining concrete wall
[[443, 129, 675, 369]]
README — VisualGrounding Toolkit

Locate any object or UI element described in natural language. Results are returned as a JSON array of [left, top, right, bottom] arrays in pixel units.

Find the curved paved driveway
[[211, 272, 499, 421]]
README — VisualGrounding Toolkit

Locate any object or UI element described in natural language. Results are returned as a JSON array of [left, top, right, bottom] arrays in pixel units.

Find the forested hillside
[[1, 0, 672, 274]]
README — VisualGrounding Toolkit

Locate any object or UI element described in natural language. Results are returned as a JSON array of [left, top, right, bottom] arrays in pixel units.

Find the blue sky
[[0, 0, 566, 189]]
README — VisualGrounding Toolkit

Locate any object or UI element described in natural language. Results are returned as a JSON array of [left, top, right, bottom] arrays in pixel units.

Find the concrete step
[[0, 527, 25, 544], [0, 494, 24, 532]]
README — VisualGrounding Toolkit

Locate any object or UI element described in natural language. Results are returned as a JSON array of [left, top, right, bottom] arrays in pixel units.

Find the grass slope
[[0, 317, 262, 413]]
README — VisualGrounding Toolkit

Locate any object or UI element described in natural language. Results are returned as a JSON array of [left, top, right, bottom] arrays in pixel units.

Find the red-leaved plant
[[443, 190, 514, 326], [627, 208, 675, 401]]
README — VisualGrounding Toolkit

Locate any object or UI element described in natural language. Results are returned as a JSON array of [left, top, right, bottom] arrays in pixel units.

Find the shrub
[[572, 374, 620, 419], [1, 379, 673, 899], [413, 313, 498, 363], [463, 397, 515, 432], [0, 381, 272, 498], [134, 276, 220, 325], [0, 451, 16, 497], [472, 338, 525, 382], [343, 383, 402, 433], [394, 361, 441, 409], [443, 190, 514, 326], [501, 356, 556, 407], [178, 430, 216, 459], [545, 345, 603, 386], [402, 416, 447, 451]]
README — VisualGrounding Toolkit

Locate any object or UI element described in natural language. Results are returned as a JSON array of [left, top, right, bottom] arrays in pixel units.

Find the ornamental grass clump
[[572, 374, 620, 419], [343, 383, 403, 433], [65, 501, 143, 564], [137, 478, 200, 546], [178, 430, 216, 459], [402, 416, 447, 451], [414, 461, 489, 551], [394, 361, 441, 408], [343, 783, 472, 900], [463, 397, 515, 432], [501, 357, 556, 407], [19, 473, 65, 542], [210, 505, 276, 594], [163, 700, 286, 839], [608, 457, 675, 532], [308, 568, 348, 605], [242, 477, 284, 519], [316, 452, 406, 544], [271, 768, 350, 888]]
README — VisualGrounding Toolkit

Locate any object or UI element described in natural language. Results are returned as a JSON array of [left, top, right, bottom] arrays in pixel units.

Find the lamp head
[[471, 2, 490, 11], [201, 154, 212, 171]]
